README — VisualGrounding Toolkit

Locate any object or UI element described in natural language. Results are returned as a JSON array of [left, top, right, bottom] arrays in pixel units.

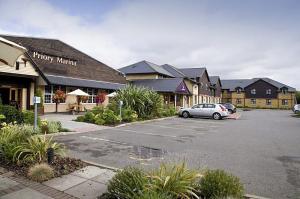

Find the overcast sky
[[0, 0, 299, 89]]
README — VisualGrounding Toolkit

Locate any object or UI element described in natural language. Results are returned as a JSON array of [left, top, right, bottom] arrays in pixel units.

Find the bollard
[[47, 148, 54, 164]]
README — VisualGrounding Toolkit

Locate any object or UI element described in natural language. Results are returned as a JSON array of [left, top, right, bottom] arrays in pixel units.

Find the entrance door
[[0, 88, 10, 105]]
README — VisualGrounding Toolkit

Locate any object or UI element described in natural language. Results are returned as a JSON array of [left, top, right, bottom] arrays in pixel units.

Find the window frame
[[250, 99, 256, 104], [44, 85, 67, 104], [266, 99, 272, 105], [266, 89, 272, 95], [251, 89, 256, 95]]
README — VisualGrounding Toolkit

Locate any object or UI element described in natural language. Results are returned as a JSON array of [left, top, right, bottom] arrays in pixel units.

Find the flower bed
[[76, 85, 177, 126], [0, 120, 84, 182], [98, 162, 244, 199]]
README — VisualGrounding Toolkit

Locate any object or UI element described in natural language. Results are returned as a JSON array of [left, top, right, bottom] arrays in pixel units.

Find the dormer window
[[251, 89, 256, 95], [266, 89, 271, 95]]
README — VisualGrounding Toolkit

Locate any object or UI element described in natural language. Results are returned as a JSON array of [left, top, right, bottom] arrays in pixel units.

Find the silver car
[[293, 104, 300, 113], [179, 103, 229, 120]]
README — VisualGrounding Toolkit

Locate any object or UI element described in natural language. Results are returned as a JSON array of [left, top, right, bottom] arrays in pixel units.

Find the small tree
[[53, 90, 66, 113], [96, 92, 107, 106]]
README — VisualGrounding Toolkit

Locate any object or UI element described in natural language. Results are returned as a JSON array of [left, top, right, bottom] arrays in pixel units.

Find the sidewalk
[[0, 166, 115, 199]]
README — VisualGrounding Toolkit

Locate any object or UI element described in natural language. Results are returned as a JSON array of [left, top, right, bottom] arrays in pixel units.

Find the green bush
[[94, 114, 105, 125], [147, 163, 201, 199], [0, 114, 5, 122], [0, 124, 31, 161], [47, 121, 60, 134], [91, 106, 105, 115], [199, 169, 244, 199], [28, 163, 54, 182], [115, 85, 162, 119], [102, 109, 120, 125], [122, 108, 138, 122], [14, 135, 65, 163], [84, 112, 96, 123], [107, 167, 147, 199], [75, 115, 85, 122], [0, 105, 23, 124], [134, 191, 172, 199]]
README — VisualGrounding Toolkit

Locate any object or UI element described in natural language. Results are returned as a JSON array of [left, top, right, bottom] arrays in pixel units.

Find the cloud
[[0, 0, 299, 89]]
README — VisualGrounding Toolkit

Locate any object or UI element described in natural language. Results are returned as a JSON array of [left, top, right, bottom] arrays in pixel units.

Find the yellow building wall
[[125, 74, 158, 80]]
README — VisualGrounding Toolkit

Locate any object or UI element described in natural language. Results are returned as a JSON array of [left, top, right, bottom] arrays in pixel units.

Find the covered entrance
[[0, 74, 35, 110]]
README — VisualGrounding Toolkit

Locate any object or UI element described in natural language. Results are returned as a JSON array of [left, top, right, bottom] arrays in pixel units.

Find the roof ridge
[[0, 34, 59, 41], [161, 64, 187, 77]]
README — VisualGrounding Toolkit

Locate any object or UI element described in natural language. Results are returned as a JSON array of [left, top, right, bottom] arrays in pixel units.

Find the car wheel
[[182, 111, 190, 118], [228, 109, 233, 114], [212, 112, 221, 120], [295, 110, 299, 114]]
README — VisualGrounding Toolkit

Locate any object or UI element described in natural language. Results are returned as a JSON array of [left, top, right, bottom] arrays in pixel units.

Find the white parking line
[[80, 135, 129, 145]]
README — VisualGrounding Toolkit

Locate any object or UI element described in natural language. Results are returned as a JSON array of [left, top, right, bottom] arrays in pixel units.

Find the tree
[[52, 90, 66, 113], [296, 91, 300, 104]]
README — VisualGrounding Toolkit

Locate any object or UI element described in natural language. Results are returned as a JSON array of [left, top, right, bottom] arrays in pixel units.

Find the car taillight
[[220, 105, 226, 112]]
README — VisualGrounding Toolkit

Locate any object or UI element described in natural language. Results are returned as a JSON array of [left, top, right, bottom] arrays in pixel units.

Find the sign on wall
[[32, 51, 77, 66]]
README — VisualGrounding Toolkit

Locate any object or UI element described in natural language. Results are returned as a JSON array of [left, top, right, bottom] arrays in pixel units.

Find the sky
[[0, 0, 299, 90]]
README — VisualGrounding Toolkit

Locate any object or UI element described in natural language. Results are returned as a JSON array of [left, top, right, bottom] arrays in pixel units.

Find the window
[[236, 87, 242, 94], [83, 88, 97, 103], [266, 89, 271, 95], [251, 99, 256, 104], [205, 84, 208, 90], [236, 98, 241, 104], [251, 89, 256, 95], [266, 99, 272, 105], [282, 99, 288, 105], [44, 85, 66, 104], [281, 88, 288, 94]]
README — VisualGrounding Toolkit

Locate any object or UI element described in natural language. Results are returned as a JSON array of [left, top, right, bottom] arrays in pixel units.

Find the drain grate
[[131, 146, 166, 160]]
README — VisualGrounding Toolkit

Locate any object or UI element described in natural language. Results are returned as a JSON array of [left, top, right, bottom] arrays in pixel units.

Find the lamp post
[[119, 100, 123, 121]]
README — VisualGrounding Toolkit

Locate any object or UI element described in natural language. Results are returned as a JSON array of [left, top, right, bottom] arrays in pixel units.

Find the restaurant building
[[221, 78, 296, 109], [0, 35, 126, 113]]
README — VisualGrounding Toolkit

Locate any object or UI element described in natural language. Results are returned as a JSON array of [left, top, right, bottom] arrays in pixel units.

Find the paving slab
[[65, 180, 107, 199], [0, 176, 19, 191], [91, 170, 115, 184], [43, 174, 86, 191], [0, 188, 53, 199], [71, 166, 107, 179]]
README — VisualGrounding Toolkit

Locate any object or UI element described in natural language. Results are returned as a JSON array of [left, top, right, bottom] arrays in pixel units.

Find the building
[[209, 76, 222, 103], [0, 35, 126, 113], [119, 60, 221, 108], [221, 78, 296, 109], [119, 61, 195, 108]]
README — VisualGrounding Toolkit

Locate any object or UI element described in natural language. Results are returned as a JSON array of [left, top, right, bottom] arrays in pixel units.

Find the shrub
[[147, 163, 201, 199], [122, 108, 138, 122], [199, 169, 244, 199], [91, 106, 105, 115], [0, 105, 23, 124], [28, 163, 54, 182], [22, 110, 35, 125], [115, 85, 162, 119], [107, 167, 147, 199], [0, 114, 5, 121], [102, 109, 120, 125], [94, 114, 105, 125], [76, 115, 85, 122], [84, 112, 96, 123], [0, 124, 30, 161], [14, 135, 65, 163], [47, 121, 60, 134], [134, 191, 172, 199]]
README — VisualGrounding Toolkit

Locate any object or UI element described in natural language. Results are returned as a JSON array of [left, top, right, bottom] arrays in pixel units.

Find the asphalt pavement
[[55, 110, 300, 199]]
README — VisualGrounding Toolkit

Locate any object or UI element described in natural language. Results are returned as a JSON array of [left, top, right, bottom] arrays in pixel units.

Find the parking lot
[[55, 110, 300, 199]]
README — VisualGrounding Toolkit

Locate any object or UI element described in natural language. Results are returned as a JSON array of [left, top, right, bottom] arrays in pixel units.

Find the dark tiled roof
[[119, 61, 174, 77], [131, 78, 190, 94], [209, 76, 221, 86], [178, 68, 206, 78], [221, 78, 296, 92], [1, 35, 126, 84], [160, 64, 186, 78], [46, 74, 125, 90]]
